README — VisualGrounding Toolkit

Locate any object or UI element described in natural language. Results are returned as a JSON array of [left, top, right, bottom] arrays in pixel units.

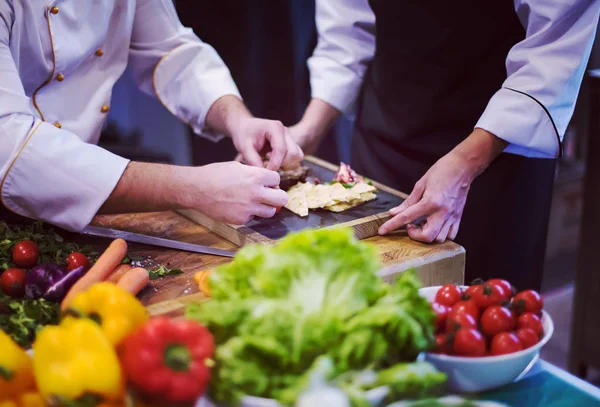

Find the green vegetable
[[186, 228, 440, 406], [148, 265, 184, 281], [0, 291, 60, 347], [0, 221, 97, 269]]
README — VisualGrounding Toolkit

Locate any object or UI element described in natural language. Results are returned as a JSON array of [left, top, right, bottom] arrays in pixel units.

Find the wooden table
[[90, 211, 465, 317]]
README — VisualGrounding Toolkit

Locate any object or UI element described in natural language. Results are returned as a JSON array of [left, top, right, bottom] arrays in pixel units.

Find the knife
[[81, 225, 236, 258]]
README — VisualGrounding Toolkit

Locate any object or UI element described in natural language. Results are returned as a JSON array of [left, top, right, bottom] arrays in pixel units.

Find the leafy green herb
[[0, 292, 60, 348], [0, 221, 97, 268], [148, 265, 183, 281]]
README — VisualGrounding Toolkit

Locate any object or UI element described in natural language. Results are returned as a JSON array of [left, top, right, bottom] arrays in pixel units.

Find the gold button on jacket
[[50, 6, 59, 14], [56, 73, 65, 82], [100, 105, 110, 113]]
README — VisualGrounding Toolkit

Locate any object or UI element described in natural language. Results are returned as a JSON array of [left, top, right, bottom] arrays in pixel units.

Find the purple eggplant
[[25, 263, 67, 299], [43, 265, 87, 303]]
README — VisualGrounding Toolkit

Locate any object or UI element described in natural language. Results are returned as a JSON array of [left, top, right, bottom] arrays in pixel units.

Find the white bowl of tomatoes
[[419, 280, 553, 394]]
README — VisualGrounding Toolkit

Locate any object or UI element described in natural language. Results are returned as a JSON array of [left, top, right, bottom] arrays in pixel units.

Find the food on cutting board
[[430, 279, 546, 357], [186, 228, 445, 406], [0, 221, 182, 348], [285, 162, 378, 216]]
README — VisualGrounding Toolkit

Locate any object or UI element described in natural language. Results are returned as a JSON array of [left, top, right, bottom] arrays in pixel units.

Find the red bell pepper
[[120, 317, 215, 402]]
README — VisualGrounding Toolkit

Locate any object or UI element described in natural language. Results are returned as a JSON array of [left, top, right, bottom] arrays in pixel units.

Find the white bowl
[[418, 285, 554, 393]]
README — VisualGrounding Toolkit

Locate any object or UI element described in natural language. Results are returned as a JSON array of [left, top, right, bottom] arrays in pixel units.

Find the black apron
[[352, 0, 556, 291]]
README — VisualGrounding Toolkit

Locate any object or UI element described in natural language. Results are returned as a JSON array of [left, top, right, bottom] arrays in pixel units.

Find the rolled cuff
[[153, 43, 242, 142], [475, 88, 560, 159], [1, 121, 129, 231], [308, 56, 365, 117]]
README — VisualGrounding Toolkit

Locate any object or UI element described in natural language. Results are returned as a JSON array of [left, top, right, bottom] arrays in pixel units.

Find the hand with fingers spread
[[378, 128, 508, 243], [193, 162, 288, 225]]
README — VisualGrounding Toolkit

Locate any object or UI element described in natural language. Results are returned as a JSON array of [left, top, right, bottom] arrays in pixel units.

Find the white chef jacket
[[0, 0, 241, 231], [308, 0, 600, 158]]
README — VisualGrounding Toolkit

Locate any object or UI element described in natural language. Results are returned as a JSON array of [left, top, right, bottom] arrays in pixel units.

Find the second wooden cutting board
[[179, 156, 408, 247]]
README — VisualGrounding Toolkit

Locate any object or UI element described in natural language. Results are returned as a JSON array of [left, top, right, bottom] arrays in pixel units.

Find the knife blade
[[81, 225, 236, 258]]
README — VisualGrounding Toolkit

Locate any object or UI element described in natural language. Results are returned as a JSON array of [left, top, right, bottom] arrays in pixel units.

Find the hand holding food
[[193, 162, 288, 225]]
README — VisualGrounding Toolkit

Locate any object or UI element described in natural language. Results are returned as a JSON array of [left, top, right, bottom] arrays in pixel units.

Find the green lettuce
[[185, 228, 440, 406]]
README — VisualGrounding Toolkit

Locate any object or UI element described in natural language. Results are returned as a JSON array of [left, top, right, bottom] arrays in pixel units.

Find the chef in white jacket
[[0, 0, 303, 232], [290, 0, 600, 289]]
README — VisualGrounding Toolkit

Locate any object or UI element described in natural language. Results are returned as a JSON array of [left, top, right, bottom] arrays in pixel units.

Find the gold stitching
[[32, 5, 59, 121], [0, 122, 44, 214]]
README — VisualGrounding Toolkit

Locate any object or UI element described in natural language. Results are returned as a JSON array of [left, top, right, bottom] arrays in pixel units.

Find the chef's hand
[[290, 99, 343, 155], [378, 129, 508, 243], [195, 162, 288, 225], [206, 95, 303, 171], [231, 117, 304, 170]]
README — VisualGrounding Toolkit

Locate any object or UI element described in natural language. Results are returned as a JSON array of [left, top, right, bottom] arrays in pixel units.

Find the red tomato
[[274, 206, 282, 215], [491, 332, 523, 356], [435, 284, 463, 307], [512, 290, 544, 315], [469, 283, 506, 310], [0, 268, 26, 298], [453, 328, 486, 357], [516, 328, 540, 349], [12, 240, 39, 269], [66, 252, 91, 271], [481, 306, 515, 337], [433, 334, 452, 354], [487, 279, 513, 299], [432, 302, 451, 332], [463, 285, 480, 300], [446, 311, 477, 332], [451, 300, 480, 320], [517, 312, 544, 337]]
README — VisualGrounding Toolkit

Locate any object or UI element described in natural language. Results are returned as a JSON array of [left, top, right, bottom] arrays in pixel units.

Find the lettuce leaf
[[185, 228, 439, 406]]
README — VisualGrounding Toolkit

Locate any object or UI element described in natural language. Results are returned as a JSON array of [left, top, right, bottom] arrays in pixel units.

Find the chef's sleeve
[[308, 0, 376, 116], [128, 0, 242, 142], [0, 16, 129, 231], [476, 0, 600, 158]]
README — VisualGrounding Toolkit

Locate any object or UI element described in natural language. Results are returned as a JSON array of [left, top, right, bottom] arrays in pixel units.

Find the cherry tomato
[[12, 240, 39, 269], [446, 311, 477, 332], [517, 312, 544, 337], [481, 306, 515, 337], [432, 302, 451, 332], [451, 299, 480, 320], [0, 268, 26, 298], [512, 290, 544, 315], [66, 252, 91, 271], [487, 279, 513, 299], [433, 334, 452, 354], [516, 328, 539, 349], [469, 283, 506, 310], [491, 332, 523, 356], [435, 284, 463, 307], [463, 285, 480, 300], [453, 328, 486, 357]]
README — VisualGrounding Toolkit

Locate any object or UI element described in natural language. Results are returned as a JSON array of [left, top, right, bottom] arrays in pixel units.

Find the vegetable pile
[[431, 280, 545, 357], [0, 282, 215, 406], [186, 228, 446, 406], [0, 221, 182, 348]]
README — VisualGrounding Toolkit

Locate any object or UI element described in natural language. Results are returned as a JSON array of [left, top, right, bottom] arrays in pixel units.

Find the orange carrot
[[61, 238, 128, 310], [116, 267, 150, 296], [106, 264, 133, 283]]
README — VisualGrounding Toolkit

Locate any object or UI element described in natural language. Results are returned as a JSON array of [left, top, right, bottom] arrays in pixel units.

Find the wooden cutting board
[[179, 156, 408, 247]]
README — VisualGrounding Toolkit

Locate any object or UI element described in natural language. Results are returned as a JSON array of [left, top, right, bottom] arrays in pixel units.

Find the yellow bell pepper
[[32, 318, 123, 400], [0, 331, 35, 399], [0, 393, 45, 407], [65, 282, 148, 346]]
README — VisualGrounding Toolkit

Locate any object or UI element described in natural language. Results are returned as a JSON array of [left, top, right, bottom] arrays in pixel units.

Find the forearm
[[99, 162, 195, 214], [451, 128, 508, 181], [296, 98, 342, 145], [204, 95, 253, 138]]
